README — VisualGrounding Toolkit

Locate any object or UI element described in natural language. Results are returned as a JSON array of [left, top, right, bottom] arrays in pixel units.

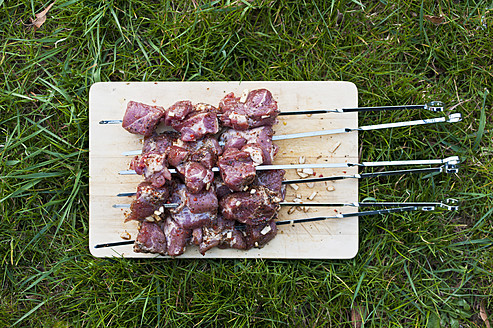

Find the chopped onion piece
[[308, 191, 318, 200]]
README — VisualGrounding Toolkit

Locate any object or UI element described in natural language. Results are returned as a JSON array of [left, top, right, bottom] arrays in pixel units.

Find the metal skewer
[[99, 101, 445, 125], [120, 113, 461, 156], [95, 198, 459, 249], [116, 165, 457, 198], [113, 200, 459, 210], [273, 113, 460, 141], [118, 156, 460, 175]]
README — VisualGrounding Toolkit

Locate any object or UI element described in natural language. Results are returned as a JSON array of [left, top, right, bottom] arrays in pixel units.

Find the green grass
[[1, 0, 492, 326]]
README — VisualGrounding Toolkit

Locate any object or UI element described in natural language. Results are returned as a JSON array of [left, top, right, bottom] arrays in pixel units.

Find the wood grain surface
[[89, 81, 359, 258]]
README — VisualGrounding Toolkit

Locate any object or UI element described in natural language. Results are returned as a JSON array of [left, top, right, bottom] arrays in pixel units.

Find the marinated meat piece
[[163, 217, 191, 256], [188, 137, 222, 169], [218, 148, 256, 191], [126, 199, 156, 222], [219, 89, 279, 130], [134, 221, 167, 255], [169, 137, 220, 193], [191, 228, 203, 245], [172, 206, 214, 230], [220, 186, 282, 225], [168, 137, 221, 169], [164, 100, 193, 126], [245, 220, 277, 249], [142, 131, 180, 155], [217, 224, 247, 251], [255, 170, 286, 199], [166, 102, 219, 141], [170, 183, 216, 229], [176, 162, 214, 194], [186, 187, 218, 214], [214, 176, 233, 200], [122, 101, 166, 137], [199, 216, 246, 255], [173, 112, 219, 142], [219, 126, 278, 165], [170, 181, 218, 214], [199, 226, 221, 254], [241, 144, 267, 166], [130, 153, 171, 188], [167, 145, 190, 167], [126, 182, 170, 222]]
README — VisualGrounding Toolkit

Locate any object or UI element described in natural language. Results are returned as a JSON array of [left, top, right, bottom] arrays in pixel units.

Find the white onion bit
[[289, 184, 299, 191], [120, 231, 131, 240], [329, 141, 341, 153], [308, 191, 318, 200]]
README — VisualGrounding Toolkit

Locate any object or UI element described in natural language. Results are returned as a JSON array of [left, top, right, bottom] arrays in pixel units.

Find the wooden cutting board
[[89, 81, 359, 259]]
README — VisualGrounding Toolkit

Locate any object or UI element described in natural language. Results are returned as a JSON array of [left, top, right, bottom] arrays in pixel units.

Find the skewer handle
[[278, 101, 444, 115], [94, 240, 134, 248], [276, 206, 418, 225]]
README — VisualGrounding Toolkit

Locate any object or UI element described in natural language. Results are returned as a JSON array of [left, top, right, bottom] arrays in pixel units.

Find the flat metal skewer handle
[[272, 113, 461, 140]]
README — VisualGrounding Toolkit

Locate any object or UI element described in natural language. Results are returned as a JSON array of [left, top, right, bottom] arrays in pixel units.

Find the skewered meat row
[[123, 89, 284, 256]]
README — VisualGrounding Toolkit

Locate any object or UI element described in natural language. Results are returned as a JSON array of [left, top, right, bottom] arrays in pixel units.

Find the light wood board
[[89, 81, 359, 258]]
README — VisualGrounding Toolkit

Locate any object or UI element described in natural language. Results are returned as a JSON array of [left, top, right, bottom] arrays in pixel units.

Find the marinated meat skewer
[[276, 101, 445, 115], [120, 114, 461, 156], [121, 157, 461, 176], [101, 100, 445, 126], [117, 165, 456, 198], [97, 199, 459, 251]]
